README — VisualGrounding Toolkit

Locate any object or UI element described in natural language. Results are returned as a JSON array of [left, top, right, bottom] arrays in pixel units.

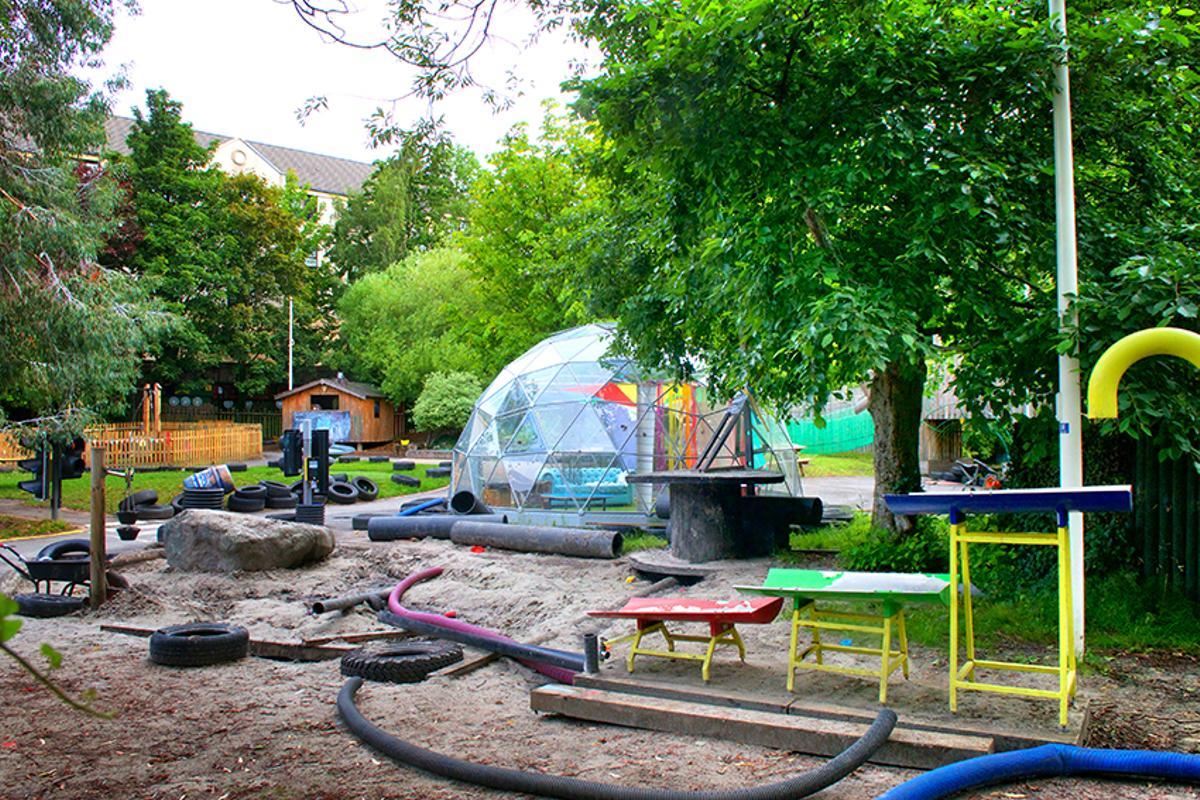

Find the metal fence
[[1132, 441, 1200, 601]]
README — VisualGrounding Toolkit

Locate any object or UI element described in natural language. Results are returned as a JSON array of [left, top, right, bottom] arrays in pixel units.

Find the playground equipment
[[738, 569, 954, 703], [884, 487, 1132, 727], [589, 596, 783, 682], [1087, 327, 1200, 419]]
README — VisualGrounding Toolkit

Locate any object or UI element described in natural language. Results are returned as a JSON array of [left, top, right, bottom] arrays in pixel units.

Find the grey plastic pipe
[[450, 521, 623, 559], [367, 514, 508, 541]]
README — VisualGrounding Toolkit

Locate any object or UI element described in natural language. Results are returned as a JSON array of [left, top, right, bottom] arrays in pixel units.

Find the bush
[[412, 371, 483, 432], [840, 517, 950, 574]]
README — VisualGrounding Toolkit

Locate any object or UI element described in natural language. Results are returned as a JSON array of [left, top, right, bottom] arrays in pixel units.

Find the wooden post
[[89, 446, 107, 610], [142, 384, 151, 434], [153, 383, 162, 434]]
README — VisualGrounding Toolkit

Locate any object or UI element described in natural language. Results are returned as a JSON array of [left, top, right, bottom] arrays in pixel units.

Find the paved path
[[803, 475, 874, 511]]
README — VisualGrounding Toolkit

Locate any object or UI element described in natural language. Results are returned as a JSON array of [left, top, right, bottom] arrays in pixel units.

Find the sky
[[80, 0, 594, 165]]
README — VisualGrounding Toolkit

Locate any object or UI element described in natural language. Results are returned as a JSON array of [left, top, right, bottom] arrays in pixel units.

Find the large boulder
[[161, 510, 335, 572]]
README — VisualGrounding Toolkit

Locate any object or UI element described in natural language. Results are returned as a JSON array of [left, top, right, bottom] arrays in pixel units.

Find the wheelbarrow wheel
[[15, 593, 85, 618], [149, 623, 249, 667], [339, 640, 463, 684]]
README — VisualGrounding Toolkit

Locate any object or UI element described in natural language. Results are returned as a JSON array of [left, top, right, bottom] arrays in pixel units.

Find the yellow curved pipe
[[1086, 327, 1200, 418]]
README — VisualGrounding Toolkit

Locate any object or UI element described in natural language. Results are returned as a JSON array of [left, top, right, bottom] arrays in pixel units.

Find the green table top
[[735, 568, 953, 607]]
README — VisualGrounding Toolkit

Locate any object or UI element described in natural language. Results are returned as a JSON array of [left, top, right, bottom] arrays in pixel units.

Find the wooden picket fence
[[0, 422, 263, 469]]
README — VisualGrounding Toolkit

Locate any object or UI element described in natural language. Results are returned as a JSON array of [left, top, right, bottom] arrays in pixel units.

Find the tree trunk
[[868, 358, 927, 534]]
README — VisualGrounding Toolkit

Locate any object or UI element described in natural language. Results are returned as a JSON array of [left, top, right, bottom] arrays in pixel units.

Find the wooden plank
[[574, 674, 1079, 749], [89, 447, 107, 610], [100, 624, 352, 662], [531, 684, 993, 769], [302, 630, 415, 646]]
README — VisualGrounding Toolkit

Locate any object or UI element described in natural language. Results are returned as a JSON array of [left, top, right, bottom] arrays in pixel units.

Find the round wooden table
[[627, 469, 785, 562]]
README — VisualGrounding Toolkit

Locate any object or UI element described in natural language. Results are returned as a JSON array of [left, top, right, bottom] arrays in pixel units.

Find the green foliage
[[460, 106, 598, 361], [0, 0, 155, 420], [330, 131, 477, 282], [412, 371, 482, 432], [336, 248, 493, 406], [115, 89, 317, 395], [841, 518, 951, 575], [0, 594, 21, 643], [620, 532, 668, 555]]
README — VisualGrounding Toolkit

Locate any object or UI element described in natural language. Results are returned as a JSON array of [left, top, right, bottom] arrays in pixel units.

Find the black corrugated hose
[[337, 677, 897, 800]]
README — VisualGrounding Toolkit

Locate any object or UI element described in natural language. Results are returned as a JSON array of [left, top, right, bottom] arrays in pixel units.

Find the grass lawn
[[780, 512, 1200, 657], [802, 451, 873, 477], [620, 531, 668, 555], [0, 460, 450, 514], [0, 514, 76, 541]]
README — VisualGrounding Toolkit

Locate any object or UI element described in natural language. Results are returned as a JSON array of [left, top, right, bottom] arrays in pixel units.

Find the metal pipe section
[[450, 521, 623, 559], [450, 490, 492, 515], [583, 633, 600, 674], [367, 514, 508, 541], [310, 586, 396, 615]]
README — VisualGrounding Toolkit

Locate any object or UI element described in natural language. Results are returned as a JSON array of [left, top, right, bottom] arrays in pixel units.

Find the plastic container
[[183, 465, 234, 493]]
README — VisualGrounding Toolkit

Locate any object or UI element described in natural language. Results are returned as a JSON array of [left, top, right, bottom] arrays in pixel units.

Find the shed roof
[[275, 378, 387, 401]]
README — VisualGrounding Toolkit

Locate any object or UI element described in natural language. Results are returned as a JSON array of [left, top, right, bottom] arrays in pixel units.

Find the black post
[[310, 429, 330, 496], [49, 443, 62, 521]]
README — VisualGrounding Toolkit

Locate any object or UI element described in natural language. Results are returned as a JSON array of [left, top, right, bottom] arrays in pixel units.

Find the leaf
[[0, 618, 21, 643], [40, 644, 62, 670]]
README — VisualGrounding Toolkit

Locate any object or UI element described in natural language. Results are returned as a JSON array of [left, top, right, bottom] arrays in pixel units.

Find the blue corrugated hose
[[397, 497, 446, 516], [878, 743, 1200, 799]]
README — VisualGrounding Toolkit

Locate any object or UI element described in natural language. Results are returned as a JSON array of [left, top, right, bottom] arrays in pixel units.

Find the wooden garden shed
[[275, 378, 397, 445]]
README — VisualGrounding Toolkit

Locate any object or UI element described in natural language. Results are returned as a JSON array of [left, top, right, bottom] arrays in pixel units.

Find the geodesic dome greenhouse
[[450, 323, 804, 522]]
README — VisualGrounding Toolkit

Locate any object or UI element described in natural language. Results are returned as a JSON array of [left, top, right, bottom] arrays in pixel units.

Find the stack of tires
[[119, 490, 175, 521], [227, 484, 267, 513], [226, 480, 302, 513], [177, 486, 226, 511]]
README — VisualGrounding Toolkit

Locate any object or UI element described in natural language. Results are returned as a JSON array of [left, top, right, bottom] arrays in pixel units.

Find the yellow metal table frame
[[949, 513, 1076, 727], [609, 619, 746, 682], [787, 599, 909, 703]]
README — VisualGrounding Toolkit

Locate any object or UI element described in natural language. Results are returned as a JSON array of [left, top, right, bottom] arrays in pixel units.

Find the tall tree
[[329, 131, 478, 281], [571, 0, 1200, 530], [0, 0, 153, 429], [336, 247, 492, 406], [118, 90, 310, 395], [460, 107, 598, 362]]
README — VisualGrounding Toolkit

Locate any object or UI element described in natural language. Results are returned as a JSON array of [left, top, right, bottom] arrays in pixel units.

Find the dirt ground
[[1, 532, 1199, 800]]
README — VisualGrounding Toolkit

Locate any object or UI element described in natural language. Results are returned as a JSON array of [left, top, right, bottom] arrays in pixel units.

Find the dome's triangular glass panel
[[452, 323, 806, 521]]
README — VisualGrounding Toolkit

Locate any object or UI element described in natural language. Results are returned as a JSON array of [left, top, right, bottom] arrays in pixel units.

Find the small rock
[[161, 510, 335, 572]]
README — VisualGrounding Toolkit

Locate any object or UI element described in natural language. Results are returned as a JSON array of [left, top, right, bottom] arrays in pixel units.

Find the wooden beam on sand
[[531, 684, 994, 770], [100, 624, 353, 662]]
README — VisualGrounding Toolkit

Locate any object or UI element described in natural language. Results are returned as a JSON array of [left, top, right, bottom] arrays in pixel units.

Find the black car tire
[[391, 474, 420, 487], [134, 503, 175, 520], [15, 593, 85, 618], [227, 494, 266, 513], [148, 623, 249, 667], [351, 476, 379, 502], [35, 539, 91, 561], [265, 494, 298, 509], [339, 640, 463, 683], [260, 480, 291, 498], [233, 484, 267, 500], [327, 482, 359, 504]]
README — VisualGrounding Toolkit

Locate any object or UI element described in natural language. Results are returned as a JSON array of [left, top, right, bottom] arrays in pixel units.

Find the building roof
[[102, 117, 373, 196], [275, 378, 387, 401]]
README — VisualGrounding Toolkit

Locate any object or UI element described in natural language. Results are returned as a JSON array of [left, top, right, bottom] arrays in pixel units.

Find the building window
[[374, 399, 380, 419], [310, 394, 339, 410]]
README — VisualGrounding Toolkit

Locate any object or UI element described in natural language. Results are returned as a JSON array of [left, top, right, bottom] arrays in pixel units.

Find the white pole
[[1048, 0, 1085, 654], [288, 297, 295, 392]]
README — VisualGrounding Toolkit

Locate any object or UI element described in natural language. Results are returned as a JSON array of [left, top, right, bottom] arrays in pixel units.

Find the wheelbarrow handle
[[0, 543, 33, 582]]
